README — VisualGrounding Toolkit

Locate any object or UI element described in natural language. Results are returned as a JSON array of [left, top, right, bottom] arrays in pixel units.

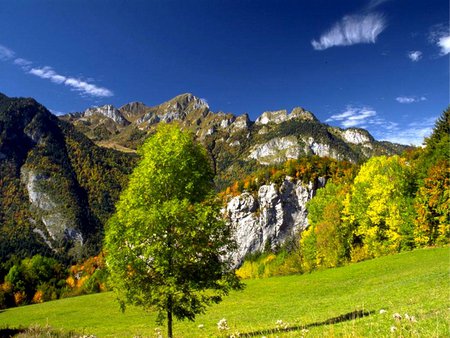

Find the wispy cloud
[[326, 106, 377, 128], [14, 58, 33, 69], [312, 13, 386, 50], [0, 43, 113, 98], [367, 0, 392, 10], [0, 44, 15, 60], [376, 118, 436, 146], [396, 96, 426, 104], [407, 50, 422, 62], [429, 23, 450, 55], [327, 105, 435, 146]]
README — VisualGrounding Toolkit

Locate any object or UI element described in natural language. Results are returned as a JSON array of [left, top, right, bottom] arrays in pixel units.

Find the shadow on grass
[[240, 309, 374, 337], [0, 327, 26, 338]]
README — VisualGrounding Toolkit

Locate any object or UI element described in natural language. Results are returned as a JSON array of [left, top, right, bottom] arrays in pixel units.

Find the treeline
[[0, 253, 108, 309], [221, 156, 357, 198], [237, 107, 449, 278]]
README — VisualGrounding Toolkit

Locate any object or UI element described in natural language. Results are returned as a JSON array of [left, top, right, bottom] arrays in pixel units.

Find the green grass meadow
[[1, 247, 449, 337]]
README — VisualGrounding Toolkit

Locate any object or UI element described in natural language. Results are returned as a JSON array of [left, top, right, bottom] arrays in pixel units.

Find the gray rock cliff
[[226, 176, 326, 265]]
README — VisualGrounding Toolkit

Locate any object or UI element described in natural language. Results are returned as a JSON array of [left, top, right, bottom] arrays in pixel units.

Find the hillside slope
[[1, 247, 448, 337], [0, 93, 135, 263]]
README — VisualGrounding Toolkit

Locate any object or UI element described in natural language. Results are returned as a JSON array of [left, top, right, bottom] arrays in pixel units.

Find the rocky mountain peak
[[255, 110, 289, 125], [167, 93, 209, 111], [255, 107, 318, 125], [290, 107, 318, 122], [84, 105, 129, 126], [119, 102, 150, 119]]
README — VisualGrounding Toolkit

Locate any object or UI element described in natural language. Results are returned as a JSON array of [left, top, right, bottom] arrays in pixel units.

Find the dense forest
[[236, 108, 449, 278]]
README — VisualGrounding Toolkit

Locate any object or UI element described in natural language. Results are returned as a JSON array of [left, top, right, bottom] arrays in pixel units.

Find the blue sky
[[0, 0, 448, 145]]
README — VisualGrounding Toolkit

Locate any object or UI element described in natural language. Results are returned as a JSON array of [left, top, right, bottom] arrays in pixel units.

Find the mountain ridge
[[0, 92, 411, 264], [60, 93, 410, 189]]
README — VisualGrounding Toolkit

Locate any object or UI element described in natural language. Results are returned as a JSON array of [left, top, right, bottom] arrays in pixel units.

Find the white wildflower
[[393, 313, 402, 320], [405, 313, 417, 322], [154, 328, 163, 338], [276, 319, 289, 330], [390, 326, 397, 332], [217, 318, 229, 331], [379, 309, 387, 314], [198, 324, 204, 329]]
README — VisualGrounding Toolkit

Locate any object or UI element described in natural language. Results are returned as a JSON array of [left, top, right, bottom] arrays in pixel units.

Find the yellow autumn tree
[[343, 156, 416, 260]]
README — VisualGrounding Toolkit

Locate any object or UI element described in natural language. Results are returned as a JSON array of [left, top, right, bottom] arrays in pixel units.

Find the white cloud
[[29, 66, 113, 97], [1, 43, 113, 98], [396, 96, 427, 104], [312, 13, 386, 50], [30, 66, 67, 84], [327, 105, 435, 146], [407, 50, 422, 62], [429, 23, 450, 55], [64, 77, 113, 97], [14, 58, 32, 69], [437, 35, 450, 55], [376, 118, 436, 146], [326, 106, 377, 128], [0, 44, 15, 60]]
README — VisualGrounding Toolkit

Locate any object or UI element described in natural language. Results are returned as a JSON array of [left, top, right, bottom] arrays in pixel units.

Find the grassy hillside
[[1, 247, 448, 337]]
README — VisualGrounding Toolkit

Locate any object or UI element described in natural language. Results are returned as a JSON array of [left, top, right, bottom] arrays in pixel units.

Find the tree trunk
[[167, 295, 173, 338]]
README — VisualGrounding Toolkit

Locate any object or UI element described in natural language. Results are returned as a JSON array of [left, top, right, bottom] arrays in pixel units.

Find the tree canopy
[[104, 124, 242, 337]]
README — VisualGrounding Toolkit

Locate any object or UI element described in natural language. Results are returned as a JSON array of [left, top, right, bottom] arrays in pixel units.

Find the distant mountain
[[61, 93, 410, 189], [0, 93, 134, 264], [0, 92, 410, 264]]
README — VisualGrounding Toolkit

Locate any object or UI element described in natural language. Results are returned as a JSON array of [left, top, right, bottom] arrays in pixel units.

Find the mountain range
[[0, 92, 410, 264], [61, 93, 408, 189]]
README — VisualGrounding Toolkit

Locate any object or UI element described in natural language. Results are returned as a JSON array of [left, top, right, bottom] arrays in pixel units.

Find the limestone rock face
[[255, 110, 289, 125], [84, 105, 129, 126], [226, 177, 326, 265], [20, 167, 83, 246], [340, 129, 373, 144], [230, 113, 251, 132], [290, 107, 318, 122], [248, 136, 301, 165], [255, 107, 318, 125]]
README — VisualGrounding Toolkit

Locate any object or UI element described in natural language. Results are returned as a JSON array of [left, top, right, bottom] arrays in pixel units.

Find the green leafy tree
[[104, 124, 243, 338], [302, 181, 352, 270]]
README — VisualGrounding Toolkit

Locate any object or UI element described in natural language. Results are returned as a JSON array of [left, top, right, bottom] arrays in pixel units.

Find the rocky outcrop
[[255, 107, 318, 125], [226, 176, 326, 265], [20, 167, 83, 247], [339, 128, 373, 144], [119, 102, 150, 120], [302, 136, 344, 159], [84, 105, 129, 126], [248, 136, 301, 165], [230, 113, 251, 132]]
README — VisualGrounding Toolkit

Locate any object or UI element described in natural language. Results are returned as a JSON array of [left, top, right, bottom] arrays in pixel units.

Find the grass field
[[1, 247, 448, 337]]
